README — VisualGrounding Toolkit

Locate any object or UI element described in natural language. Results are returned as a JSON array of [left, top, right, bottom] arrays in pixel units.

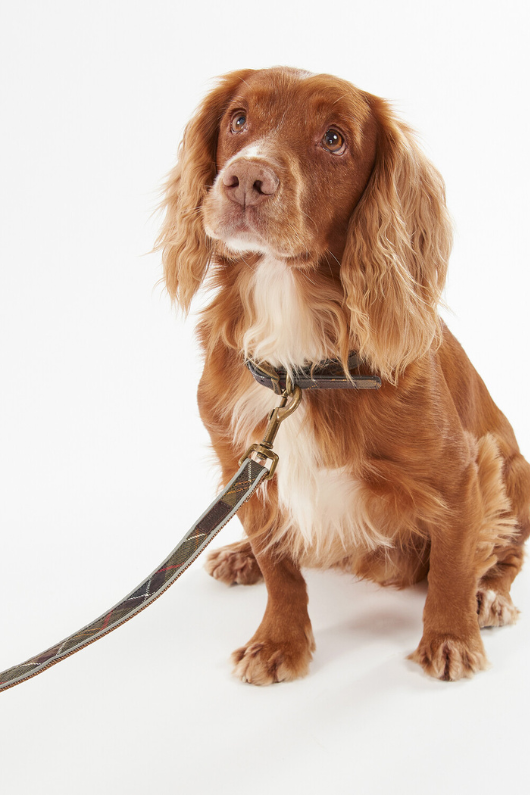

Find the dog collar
[[246, 352, 381, 394]]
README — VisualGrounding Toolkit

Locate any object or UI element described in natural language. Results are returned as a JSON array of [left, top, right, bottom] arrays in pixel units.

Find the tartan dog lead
[[0, 355, 379, 692]]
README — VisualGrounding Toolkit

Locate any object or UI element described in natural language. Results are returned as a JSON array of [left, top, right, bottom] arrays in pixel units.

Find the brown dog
[[157, 67, 529, 683]]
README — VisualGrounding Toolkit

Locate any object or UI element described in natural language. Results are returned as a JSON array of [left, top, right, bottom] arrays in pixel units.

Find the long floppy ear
[[156, 69, 255, 311], [341, 96, 453, 382]]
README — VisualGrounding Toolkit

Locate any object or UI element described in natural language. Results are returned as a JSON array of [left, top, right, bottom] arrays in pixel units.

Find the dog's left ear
[[156, 69, 255, 311], [341, 97, 453, 382]]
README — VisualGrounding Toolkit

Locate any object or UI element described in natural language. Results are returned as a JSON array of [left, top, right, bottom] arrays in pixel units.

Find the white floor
[[1, 513, 529, 794]]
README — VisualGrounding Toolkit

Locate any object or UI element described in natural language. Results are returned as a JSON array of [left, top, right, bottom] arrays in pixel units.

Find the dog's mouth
[[210, 227, 311, 264], [205, 205, 312, 262], [205, 208, 268, 253]]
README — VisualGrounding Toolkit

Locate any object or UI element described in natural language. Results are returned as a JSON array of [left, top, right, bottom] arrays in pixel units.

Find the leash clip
[[238, 378, 302, 479]]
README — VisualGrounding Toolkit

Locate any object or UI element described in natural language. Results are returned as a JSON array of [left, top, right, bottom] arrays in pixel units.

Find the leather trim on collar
[[246, 353, 381, 394]]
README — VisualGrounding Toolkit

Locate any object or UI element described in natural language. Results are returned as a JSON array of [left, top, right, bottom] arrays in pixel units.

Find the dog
[[157, 67, 530, 684]]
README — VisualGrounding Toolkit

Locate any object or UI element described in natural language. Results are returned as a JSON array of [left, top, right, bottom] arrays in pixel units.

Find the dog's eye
[[230, 111, 248, 133], [321, 129, 345, 154]]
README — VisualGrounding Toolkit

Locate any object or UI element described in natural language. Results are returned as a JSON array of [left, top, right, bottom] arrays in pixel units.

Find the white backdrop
[[1, 1, 529, 793]]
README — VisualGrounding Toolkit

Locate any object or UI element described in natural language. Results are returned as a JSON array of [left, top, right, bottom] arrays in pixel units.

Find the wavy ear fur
[[341, 96, 453, 382], [156, 69, 255, 311]]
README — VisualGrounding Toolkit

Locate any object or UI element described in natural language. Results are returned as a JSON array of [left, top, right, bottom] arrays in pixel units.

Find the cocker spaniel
[[157, 67, 529, 683]]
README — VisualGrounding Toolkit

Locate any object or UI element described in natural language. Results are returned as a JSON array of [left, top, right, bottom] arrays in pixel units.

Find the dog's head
[[158, 67, 452, 379], [201, 67, 378, 267]]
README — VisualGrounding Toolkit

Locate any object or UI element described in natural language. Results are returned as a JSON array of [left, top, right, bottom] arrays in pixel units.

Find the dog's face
[[159, 66, 452, 379], [202, 68, 378, 266]]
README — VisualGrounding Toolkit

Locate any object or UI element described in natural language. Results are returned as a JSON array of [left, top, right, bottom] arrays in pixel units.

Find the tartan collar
[[246, 352, 381, 394]]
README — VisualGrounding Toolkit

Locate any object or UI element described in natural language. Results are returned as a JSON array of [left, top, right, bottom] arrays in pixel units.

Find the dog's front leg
[[232, 538, 315, 685], [410, 473, 489, 680]]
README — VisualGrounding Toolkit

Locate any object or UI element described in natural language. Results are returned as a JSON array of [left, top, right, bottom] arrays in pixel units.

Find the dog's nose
[[222, 160, 279, 207]]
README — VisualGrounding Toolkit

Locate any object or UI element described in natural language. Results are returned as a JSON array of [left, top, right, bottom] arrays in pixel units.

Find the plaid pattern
[[0, 458, 268, 693], [246, 353, 382, 393]]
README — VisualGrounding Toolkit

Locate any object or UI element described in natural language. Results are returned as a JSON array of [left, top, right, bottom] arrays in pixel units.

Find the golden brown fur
[[157, 67, 530, 683]]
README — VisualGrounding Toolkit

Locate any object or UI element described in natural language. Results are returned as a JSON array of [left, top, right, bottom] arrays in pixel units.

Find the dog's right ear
[[156, 69, 255, 311]]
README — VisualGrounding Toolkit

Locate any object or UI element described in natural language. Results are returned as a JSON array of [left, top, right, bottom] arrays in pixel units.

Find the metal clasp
[[238, 378, 302, 479]]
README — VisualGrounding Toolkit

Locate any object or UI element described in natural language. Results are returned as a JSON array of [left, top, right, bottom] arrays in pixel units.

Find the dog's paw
[[477, 588, 519, 628], [232, 629, 315, 686], [204, 542, 263, 586], [409, 632, 489, 681]]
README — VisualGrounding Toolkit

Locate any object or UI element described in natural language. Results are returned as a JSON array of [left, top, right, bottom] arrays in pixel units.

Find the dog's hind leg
[[476, 446, 530, 628], [477, 544, 524, 627], [205, 540, 263, 585]]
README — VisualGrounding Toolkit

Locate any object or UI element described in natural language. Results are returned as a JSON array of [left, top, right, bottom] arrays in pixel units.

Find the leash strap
[[0, 457, 269, 693]]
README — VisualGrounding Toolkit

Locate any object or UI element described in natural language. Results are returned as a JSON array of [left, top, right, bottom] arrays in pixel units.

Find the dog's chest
[[232, 257, 390, 562], [233, 382, 390, 563]]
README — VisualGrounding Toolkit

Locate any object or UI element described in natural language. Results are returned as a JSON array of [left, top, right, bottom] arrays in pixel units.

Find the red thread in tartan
[[157, 564, 182, 573], [100, 611, 114, 630]]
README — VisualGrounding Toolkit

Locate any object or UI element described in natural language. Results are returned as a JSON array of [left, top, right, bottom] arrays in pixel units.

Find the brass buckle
[[238, 379, 302, 479], [247, 360, 283, 395]]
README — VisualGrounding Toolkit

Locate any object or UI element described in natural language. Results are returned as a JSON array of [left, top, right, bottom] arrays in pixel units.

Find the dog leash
[[0, 354, 380, 693], [0, 382, 300, 693]]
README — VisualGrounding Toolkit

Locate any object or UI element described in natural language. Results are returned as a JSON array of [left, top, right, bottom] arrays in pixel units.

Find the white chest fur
[[232, 257, 390, 564], [241, 255, 328, 371]]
